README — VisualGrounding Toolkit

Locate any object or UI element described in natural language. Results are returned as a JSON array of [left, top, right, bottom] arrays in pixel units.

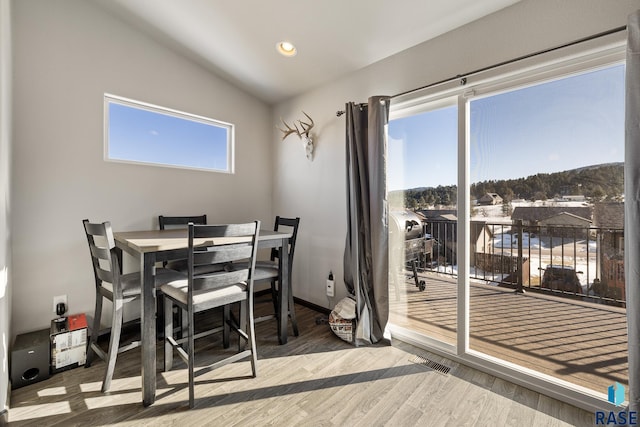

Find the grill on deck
[[390, 210, 433, 292]]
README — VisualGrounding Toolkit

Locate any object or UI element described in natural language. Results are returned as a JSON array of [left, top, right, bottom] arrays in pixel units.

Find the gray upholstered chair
[[161, 221, 260, 409], [82, 219, 185, 392]]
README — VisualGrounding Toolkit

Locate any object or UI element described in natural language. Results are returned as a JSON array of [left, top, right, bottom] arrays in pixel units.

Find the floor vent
[[409, 355, 452, 375]]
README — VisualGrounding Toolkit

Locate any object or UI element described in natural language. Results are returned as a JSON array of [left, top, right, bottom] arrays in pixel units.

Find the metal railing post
[[516, 220, 525, 293]]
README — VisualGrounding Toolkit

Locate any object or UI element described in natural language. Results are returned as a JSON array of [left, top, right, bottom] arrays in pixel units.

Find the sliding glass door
[[387, 99, 458, 348], [387, 40, 627, 403], [468, 63, 626, 394]]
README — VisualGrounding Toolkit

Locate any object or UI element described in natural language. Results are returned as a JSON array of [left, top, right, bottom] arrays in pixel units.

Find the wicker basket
[[329, 311, 355, 343]]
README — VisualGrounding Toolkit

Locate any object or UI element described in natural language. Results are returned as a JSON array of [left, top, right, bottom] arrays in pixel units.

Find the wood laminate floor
[[8, 296, 596, 426]]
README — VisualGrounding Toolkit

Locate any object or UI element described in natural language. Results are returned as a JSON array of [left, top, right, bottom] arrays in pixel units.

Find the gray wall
[[1, 0, 11, 417], [272, 0, 640, 309], [11, 0, 273, 335]]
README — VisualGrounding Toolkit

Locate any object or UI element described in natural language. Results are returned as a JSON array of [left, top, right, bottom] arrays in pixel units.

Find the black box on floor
[[11, 328, 51, 389]]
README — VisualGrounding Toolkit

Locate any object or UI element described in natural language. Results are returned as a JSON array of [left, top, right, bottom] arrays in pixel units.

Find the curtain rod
[[336, 25, 627, 117]]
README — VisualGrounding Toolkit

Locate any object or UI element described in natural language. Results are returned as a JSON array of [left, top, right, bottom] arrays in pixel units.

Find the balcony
[[389, 219, 628, 393], [389, 272, 628, 393]]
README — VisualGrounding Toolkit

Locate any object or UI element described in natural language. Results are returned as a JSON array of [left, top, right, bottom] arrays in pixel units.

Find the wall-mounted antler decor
[[277, 111, 315, 160]]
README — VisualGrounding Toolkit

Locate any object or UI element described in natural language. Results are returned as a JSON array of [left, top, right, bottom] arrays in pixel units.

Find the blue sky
[[388, 64, 625, 191], [108, 102, 230, 171]]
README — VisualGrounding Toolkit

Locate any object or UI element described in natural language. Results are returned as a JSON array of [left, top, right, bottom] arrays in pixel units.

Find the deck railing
[[407, 219, 626, 307]]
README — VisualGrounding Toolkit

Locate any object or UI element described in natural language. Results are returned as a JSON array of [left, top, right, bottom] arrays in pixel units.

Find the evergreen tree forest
[[390, 163, 624, 210]]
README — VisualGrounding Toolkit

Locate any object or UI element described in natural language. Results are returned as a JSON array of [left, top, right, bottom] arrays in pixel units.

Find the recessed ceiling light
[[277, 41, 297, 57]]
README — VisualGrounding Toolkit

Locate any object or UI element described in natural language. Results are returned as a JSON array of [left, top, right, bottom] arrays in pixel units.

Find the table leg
[[141, 253, 157, 406], [279, 238, 289, 345]]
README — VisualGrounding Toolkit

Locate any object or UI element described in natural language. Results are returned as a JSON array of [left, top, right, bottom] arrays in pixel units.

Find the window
[[104, 94, 234, 173]]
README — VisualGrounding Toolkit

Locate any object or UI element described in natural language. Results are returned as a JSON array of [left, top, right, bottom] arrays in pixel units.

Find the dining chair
[[82, 219, 185, 393], [237, 216, 300, 336], [161, 221, 260, 409]]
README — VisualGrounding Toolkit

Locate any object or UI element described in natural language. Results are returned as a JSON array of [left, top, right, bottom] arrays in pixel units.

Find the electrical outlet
[[326, 278, 335, 297], [53, 294, 67, 315]]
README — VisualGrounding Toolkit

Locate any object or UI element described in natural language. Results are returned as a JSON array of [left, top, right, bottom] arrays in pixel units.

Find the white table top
[[114, 229, 291, 253]]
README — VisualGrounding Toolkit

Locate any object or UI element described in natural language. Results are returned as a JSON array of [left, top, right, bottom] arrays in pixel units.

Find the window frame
[[103, 94, 235, 173]]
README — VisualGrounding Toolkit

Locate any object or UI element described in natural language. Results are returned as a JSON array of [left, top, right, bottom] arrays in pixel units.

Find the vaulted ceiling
[[96, 0, 520, 104]]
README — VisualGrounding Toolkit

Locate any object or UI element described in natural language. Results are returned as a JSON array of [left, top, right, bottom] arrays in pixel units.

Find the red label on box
[[67, 313, 87, 331]]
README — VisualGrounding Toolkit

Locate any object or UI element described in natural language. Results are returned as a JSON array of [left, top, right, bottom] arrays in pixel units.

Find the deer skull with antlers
[[277, 111, 315, 160]]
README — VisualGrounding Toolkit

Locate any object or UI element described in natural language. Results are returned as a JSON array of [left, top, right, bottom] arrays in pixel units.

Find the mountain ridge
[[391, 163, 624, 209]]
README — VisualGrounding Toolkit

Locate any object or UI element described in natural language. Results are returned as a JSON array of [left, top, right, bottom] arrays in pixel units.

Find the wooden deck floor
[[7, 296, 596, 426], [389, 271, 629, 393]]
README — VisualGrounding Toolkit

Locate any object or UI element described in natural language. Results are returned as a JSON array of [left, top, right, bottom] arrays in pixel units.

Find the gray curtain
[[344, 96, 390, 345], [626, 10, 640, 415]]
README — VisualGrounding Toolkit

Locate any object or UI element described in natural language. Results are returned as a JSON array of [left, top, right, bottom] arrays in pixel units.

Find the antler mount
[[277, 111, 314, 141], [277, 111, 316, 161]]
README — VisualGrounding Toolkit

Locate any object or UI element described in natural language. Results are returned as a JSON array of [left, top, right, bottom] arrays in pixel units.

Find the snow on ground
[[468, 200, 597, 290], [492, 232, 543, 249]]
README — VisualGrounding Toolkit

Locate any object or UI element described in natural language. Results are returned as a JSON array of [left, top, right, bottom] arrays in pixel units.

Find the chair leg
[[187, 307, 195, 409], [247, 296, 257, 378], [85, 293, 103, 368], [164, 297, 174, 371], [238, 300, 247, 352], [175, 306, 183, 339], [270, 279, 279, 318], [102, 298, 124, 393], [270, 278, 298, 337], [156, 296, 164, 340], [223, 305, 231, 349], [288, 281, 299, 336], [181, 308, 189, 353]]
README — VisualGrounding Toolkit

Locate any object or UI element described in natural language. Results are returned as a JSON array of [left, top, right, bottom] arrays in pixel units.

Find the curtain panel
[[626, 9, 640, 415], [344, 96, 390, 345]]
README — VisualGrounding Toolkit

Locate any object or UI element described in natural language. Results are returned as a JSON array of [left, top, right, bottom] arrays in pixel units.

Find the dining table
[[113, 227, 293, 406]]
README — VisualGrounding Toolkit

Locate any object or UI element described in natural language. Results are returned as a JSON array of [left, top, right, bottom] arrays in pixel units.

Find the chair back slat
[[191, 223, 257, 238], [193, 269, 250, 292], [95, 266, 115, 284], [159, 215, 207, 230], [89, 244, 111, 261], [193, 243, 254, 265]]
